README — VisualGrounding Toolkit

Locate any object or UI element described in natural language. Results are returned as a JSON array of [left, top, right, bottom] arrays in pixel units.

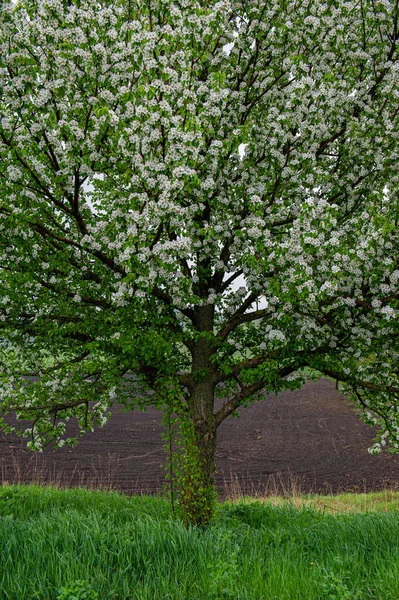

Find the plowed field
[[2, 379, 399, 497]]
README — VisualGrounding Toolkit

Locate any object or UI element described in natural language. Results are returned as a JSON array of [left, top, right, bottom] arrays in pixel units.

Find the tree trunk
[[176, 378, 217, 527], [177, 304, 218, 526], [190, 378, 217, 492]]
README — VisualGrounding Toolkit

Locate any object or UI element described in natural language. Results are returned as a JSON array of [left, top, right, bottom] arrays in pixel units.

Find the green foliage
[[319, 568, 362, 600], [57, 580, 98, 600], [206, 527, 242, 599]]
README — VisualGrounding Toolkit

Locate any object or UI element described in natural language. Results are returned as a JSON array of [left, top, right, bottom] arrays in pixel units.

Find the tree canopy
[[1, 0, 399, 523]]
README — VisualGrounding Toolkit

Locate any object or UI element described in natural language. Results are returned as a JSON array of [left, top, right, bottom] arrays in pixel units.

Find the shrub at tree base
[[1, 0, 399, 525]]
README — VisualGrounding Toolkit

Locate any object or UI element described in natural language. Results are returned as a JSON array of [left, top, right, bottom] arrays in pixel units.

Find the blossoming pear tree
[[1, 0, 399, 524]]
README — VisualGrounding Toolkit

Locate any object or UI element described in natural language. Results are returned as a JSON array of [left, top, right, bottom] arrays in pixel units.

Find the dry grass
[[221, 469, 399, 513], [0, 440, 159, 496]]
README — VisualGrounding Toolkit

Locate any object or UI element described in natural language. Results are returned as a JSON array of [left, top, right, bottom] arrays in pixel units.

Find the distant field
[[2, 379, 399, 497], [1, 485, 399, 600]]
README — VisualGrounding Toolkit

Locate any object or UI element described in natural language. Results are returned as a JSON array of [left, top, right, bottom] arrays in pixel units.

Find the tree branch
[[321, 368, 399, 396], [217, 306, 270, 342], [215, 364, 296, 427]]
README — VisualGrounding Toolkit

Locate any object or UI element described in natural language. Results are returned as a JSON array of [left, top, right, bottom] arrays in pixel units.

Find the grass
[[223, 474, 399, 513], [282, 490, 399, 513], [1, 485, 399, 599]]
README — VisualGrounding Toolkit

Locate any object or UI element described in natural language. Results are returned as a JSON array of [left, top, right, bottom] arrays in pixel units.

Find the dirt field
[[1, 379, 399, 497]]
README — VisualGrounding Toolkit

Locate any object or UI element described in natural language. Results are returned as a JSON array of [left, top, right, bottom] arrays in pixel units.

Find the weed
[[57, 580, 98, 600]]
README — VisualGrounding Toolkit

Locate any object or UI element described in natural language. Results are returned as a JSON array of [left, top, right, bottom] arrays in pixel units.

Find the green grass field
[[1, 485, 399, 600]]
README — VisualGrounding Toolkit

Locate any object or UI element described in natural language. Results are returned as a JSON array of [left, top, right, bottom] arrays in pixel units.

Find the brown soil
[[1, 379, 399, 497]]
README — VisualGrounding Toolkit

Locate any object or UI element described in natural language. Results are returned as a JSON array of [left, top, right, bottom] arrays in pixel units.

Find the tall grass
[[1, 485, 399, 599]]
